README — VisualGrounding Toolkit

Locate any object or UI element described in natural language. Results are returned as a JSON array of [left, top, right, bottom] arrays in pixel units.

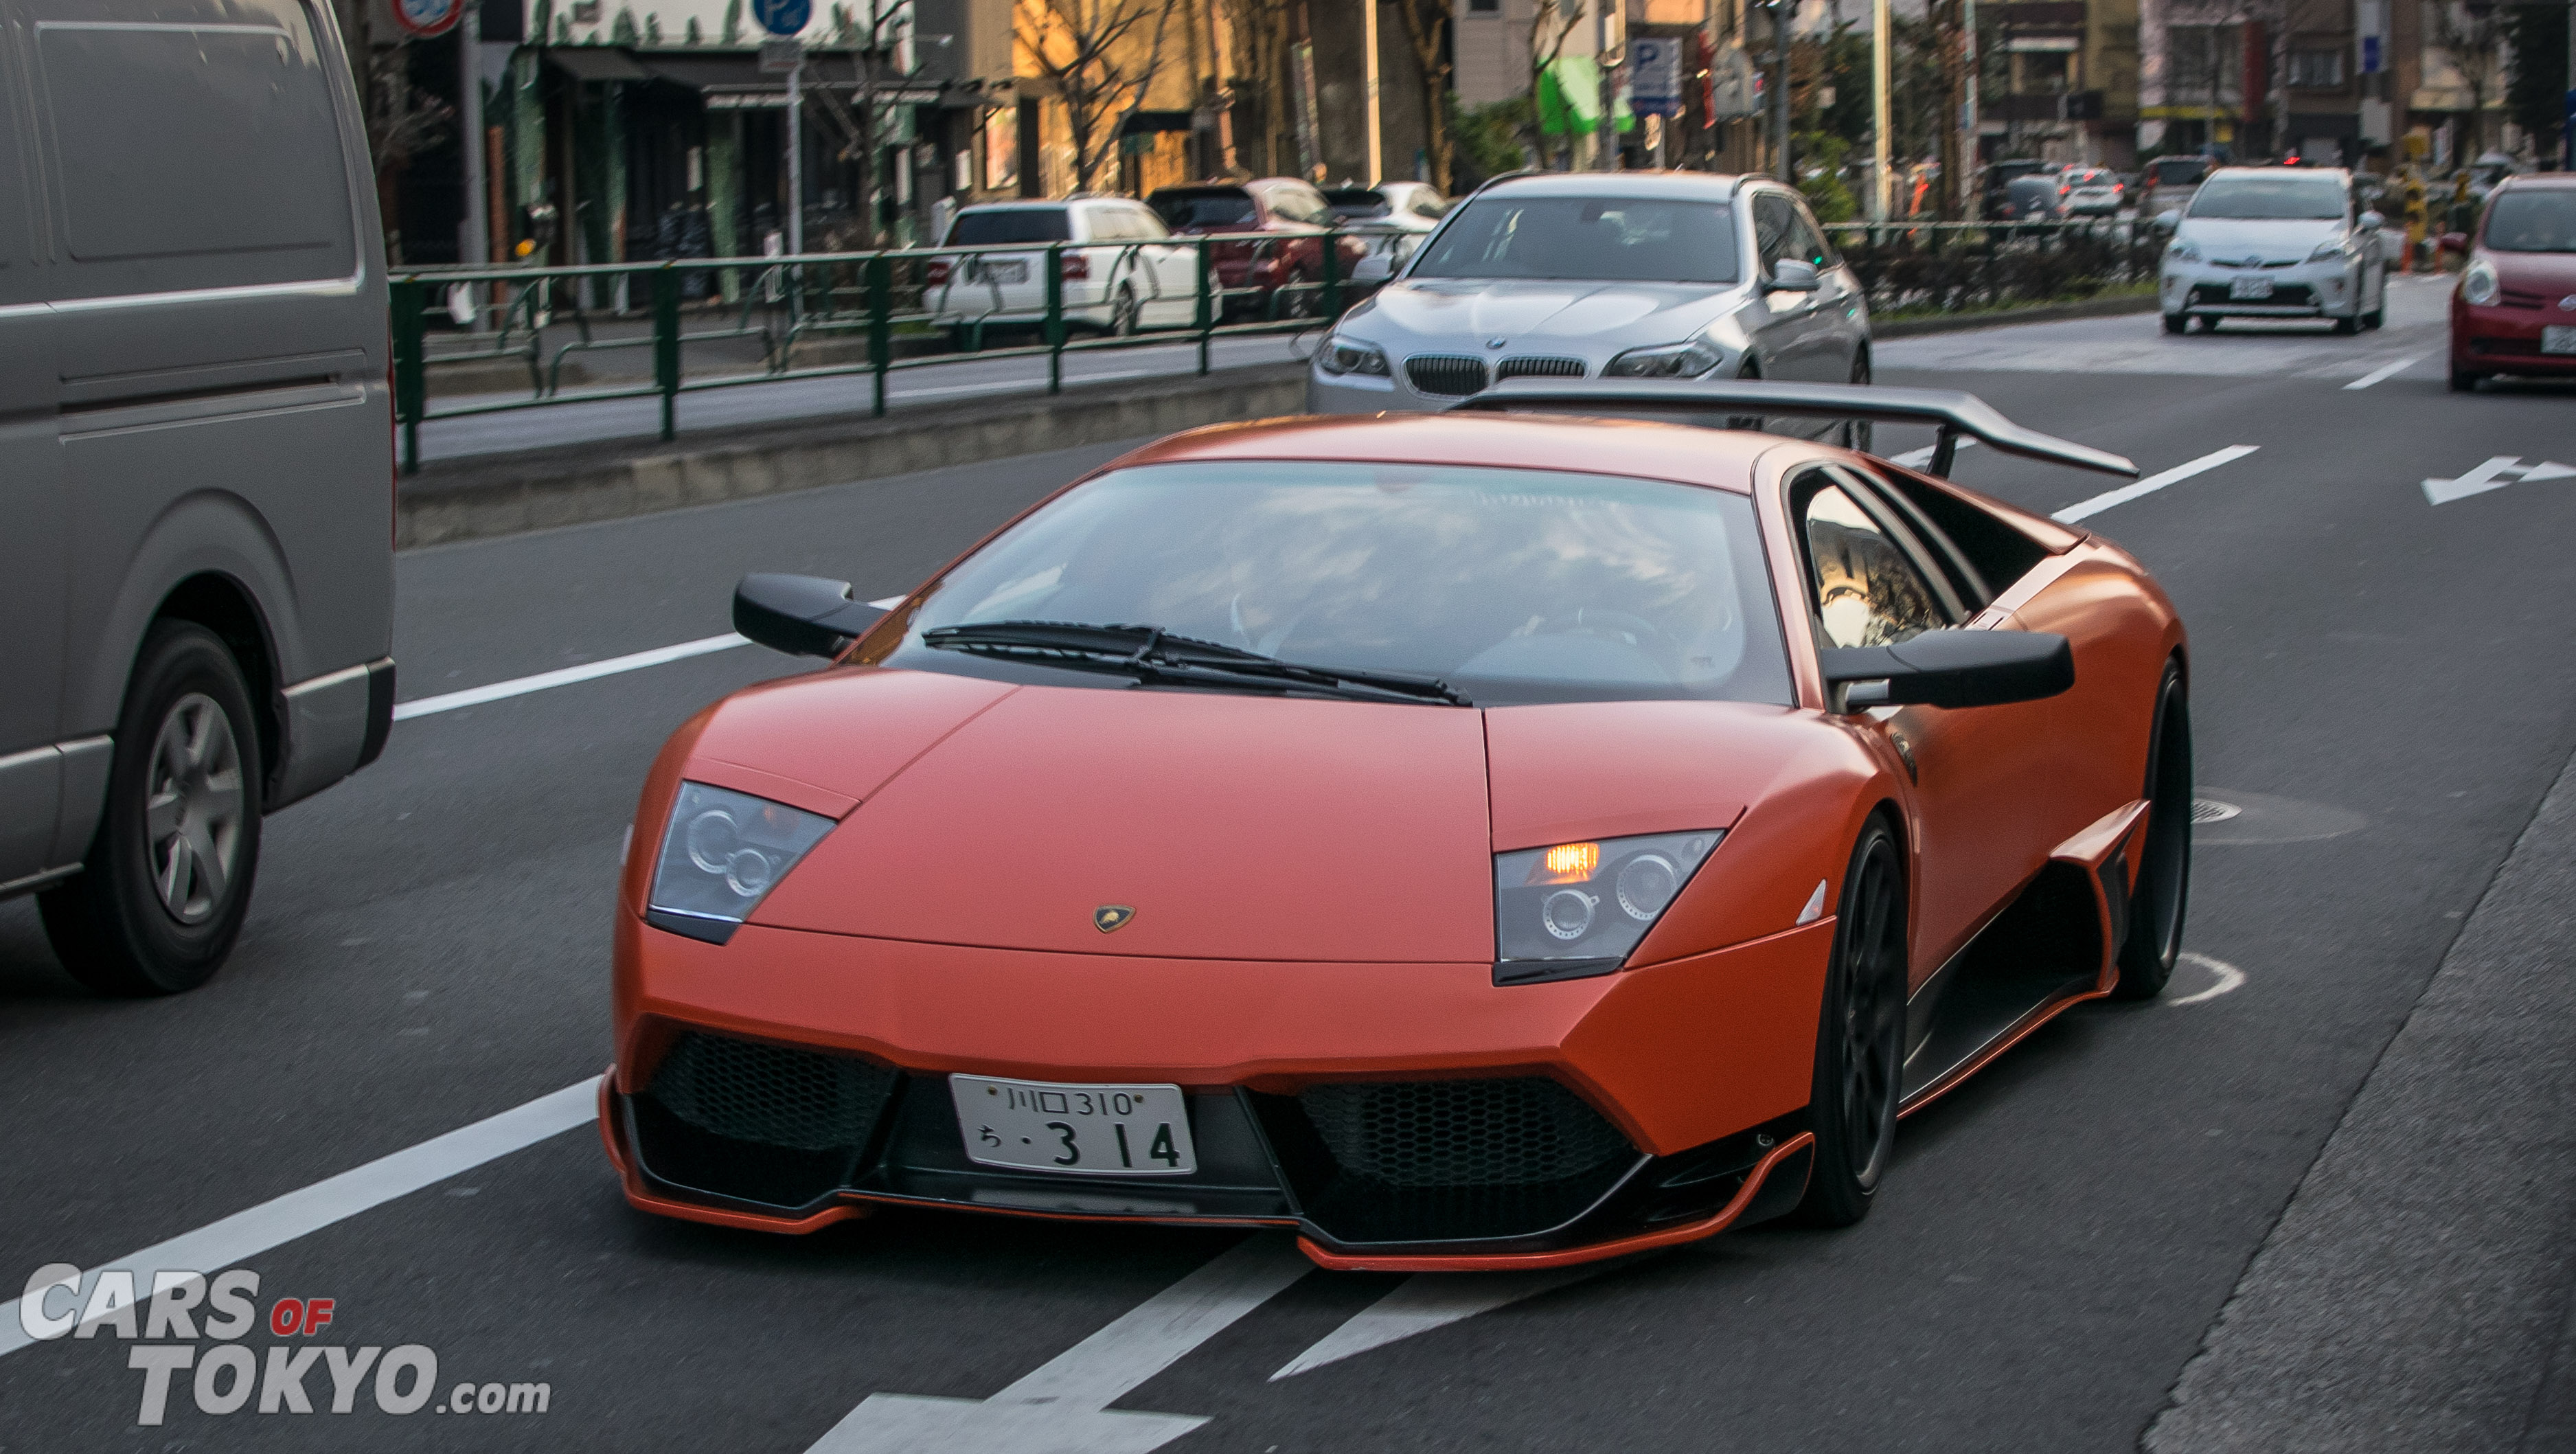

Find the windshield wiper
[[920, 621, 1471, 706]]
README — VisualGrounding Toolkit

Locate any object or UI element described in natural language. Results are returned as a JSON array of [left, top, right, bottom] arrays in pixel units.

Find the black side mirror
[[733, 573, 888, 658], [1820, 628, 2073, 711]]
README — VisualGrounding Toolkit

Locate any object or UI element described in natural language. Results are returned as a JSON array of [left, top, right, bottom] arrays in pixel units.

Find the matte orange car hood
[[743, 673, 1496, 961]]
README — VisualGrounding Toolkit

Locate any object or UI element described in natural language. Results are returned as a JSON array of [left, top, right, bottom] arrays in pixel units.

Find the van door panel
[[0, 35, 66, 885]]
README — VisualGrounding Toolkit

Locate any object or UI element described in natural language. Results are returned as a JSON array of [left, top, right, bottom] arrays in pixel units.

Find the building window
[[2290, 49, 2345, 88], [1468, 0, 1499, 14]]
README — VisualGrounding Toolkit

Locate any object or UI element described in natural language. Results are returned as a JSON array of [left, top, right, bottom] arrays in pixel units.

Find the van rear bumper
[[272, 657, 394, 809]]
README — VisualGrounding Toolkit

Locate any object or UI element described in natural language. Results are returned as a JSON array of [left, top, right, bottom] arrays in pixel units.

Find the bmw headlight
[[1493, 831, 1723, 984], [646, 782, 836, 944], [1318, 337, 1390, 376], [1604, 340, 1725, 378], [2167, 240, 2201, 264], [2462, 258, 2500, 306]]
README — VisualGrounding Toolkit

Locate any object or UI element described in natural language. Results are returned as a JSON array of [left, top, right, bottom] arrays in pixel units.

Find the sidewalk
[[2145, 745, 2576, 1453]]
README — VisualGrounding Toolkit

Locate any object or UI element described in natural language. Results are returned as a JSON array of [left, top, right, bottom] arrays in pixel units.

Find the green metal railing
[[1821, 217, 2166, 317], [389, 225, 1388, 474]]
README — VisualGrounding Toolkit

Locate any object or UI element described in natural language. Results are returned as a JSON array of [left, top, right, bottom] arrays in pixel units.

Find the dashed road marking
[[2053, 445, 2261, 524], [2169, 952, 2248, 1006], [2344, 355, 2424, 391], [393, 634, 751, 721]]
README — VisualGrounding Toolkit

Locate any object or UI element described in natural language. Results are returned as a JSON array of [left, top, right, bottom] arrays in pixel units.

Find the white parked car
[[925, 197, 1200, 340], [2157, 166, 2389, 334], [1324, 182, 1450, 280]]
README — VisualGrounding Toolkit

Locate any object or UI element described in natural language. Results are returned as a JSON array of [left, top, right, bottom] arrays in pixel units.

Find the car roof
[[1108, 411, 1772, 493], [2494, 173, 2576, 191], [1478, 170, 1746, 203]]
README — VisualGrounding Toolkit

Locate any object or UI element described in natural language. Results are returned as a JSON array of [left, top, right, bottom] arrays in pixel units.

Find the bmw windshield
[[880, 461, 1792, 706], [1408, 198, 1742, 284]]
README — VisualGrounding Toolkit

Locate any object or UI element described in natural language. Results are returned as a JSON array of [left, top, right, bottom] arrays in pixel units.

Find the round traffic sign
[[391, 0, 464, 38], [752, 0, 812, 35]]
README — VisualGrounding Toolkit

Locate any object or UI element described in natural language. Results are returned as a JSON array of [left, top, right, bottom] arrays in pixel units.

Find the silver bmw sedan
[[1308, 171, 1872, 414]]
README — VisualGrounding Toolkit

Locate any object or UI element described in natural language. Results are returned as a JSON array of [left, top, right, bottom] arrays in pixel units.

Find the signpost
[[1627, 38, 1683, 116], [754, 0, 812, 258], [391, 0, 464, 37]]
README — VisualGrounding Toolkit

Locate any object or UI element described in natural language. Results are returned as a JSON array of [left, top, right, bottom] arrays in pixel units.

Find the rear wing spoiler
[[1448, 378, 2139, 481]]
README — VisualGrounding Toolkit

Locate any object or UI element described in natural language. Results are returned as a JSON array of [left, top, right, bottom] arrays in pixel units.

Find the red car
[[1148, 178, 1370, 318], [2446, 174, 2576, 391], [599, 381, 2191, 1271]]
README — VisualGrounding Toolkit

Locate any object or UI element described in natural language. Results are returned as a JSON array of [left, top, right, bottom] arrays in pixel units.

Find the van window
[[34, 0, 356, 297]]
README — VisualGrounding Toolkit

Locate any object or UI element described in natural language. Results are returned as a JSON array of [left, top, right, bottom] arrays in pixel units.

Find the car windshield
[[883, 461, 1792, 707], [2485, 192, 2576, 253], [947, 209, 1072, 245], [1150, 189, 1257, 229], [2190, 177, 2345, 220], [1409, 196, 1740, 284]]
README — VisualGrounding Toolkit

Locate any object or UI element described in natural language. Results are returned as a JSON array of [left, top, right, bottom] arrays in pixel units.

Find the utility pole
[[1871, 0, 1891, 218], [1773, 0, 1792, 182], [1596, 0, 1619, 168], [1960, 0, 1978, 212], [788, 62, 805, 255], [1365, 0, 1384, 180], [457, 1, 487, 325]]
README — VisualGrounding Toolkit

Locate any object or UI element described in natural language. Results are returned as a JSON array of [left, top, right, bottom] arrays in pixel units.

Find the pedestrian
[[2400, 168, 2428, 274]]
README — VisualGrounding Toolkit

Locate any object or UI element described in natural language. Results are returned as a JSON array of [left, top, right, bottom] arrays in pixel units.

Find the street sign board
[[1628, 38, 1684, 117], [751, 0, 811, 36], [759, 36, 803, 72], [1707, 43, 1761, 120], [391, 0, 464, 38]]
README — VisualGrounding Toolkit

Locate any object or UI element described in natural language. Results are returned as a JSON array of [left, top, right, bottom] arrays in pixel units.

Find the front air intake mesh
[[1495, 356, 1585, 380], [1253, 1078, 1640, 1245], [631, 1033, 903, 1209], [1404, 355, 1490, 396]]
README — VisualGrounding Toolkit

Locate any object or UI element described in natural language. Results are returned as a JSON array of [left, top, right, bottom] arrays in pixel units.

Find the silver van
[[1, 0, 394, 993]]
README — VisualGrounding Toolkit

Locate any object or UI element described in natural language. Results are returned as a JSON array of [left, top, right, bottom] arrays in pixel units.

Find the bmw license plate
[[950, 1075, 1197, 1176], [969, 259, 1028, 284], [2545, 325, 2576, 356], [2229, 276, 2274, 299]]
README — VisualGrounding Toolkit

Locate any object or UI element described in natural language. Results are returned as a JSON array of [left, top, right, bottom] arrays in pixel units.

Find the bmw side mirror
[[1769, 259, 1821, 292], [733, 573, 888, 659], [2155, 209, 2182, 231], [2359, 209, 2385, 231], [1820, 629, 2073, 712]]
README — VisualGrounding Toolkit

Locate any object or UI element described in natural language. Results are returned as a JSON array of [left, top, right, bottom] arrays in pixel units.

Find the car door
[[1791, 466, 2055, 984], [1746, 192, 1830, 380], [1783, 199, 1867, 381]]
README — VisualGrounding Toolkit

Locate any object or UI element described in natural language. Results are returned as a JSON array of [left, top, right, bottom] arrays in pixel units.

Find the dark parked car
[[1994, 175, 2066, 225], [1146, 178, 1369, 318], [1981, 159, 2053, 220]]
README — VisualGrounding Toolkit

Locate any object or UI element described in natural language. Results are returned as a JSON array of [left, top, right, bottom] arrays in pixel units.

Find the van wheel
[[41, 622, 263, 996], [2161, 312, 2188, 334]]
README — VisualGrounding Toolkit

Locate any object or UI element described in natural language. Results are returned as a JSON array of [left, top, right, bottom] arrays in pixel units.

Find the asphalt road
[[8, 273, 2576, 1451]]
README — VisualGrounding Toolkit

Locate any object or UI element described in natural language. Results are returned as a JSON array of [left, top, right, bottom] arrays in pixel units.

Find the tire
[[1108, 284, 1140, 337], [2332, 313, 2359, 335], [2162, 312, 2188, 335], [2191, 314, 2217, 333], [2450, 367, 2481, 393], [1839, 356, 1873, 452], [1793, 818, 1908, 1227], [1280, 269, 1317, 320], [40, 621, 264, 996], [2112, 663, 2190, 999]]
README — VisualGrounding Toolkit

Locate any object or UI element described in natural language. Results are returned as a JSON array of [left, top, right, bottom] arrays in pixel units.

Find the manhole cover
[[2192, 799, 2242, 824]]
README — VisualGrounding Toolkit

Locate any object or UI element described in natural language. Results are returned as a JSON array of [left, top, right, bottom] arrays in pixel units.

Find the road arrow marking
[[1270, 1268, 1599, 1381], [2421, 457, 2576, 506], [805, 1234, 1312, 1453]]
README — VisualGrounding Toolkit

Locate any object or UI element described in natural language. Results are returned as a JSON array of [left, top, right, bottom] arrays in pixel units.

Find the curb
[[397, 363, 1310, 549], [1873, 292, 2161, 339]]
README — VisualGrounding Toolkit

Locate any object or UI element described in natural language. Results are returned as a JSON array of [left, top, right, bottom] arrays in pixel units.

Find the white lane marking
[[807, 1234, 1312, 1453], [0, 1080, 595, 1357], [1270, 1268, 1596, 1381], [2343, 355, 2423, 391], [2422, 456, 2576, 506], [1891, 438, 1979, 470], [391, 634, 749, 721], [2169, 951, 2247, 1007], [2053, 445, 2261, 524]]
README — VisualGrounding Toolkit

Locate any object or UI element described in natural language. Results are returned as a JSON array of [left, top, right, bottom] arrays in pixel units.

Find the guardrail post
[[389, 276, 426, 475], [652, 264, 680, 443], [867, 251, 891, 418], [1044, 242, 1064, 395], [1322, 227, 1342, 320], [1196, 240, 1212, 376]]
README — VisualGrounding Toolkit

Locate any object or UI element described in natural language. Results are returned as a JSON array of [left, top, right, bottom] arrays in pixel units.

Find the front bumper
[[604, 913, 1833, 1269], [2162, 257, 2360, 318], [2452, 296, 2576, 374]]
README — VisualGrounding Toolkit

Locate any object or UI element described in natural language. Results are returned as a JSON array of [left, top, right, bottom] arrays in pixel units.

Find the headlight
[[646, 782, 836, 944], [2167, 240, 2201, 263], [1603, 340, 1725, 378], [1493, 830, 1723, 984], [2308, 240, 2347, 263], [2462, 258, 2500, 306], [1317, 337, 1390, 376]]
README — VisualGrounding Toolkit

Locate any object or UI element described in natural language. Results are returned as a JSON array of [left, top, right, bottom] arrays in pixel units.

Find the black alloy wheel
[[1794, 819, 1908, 1227], [41, 621, 264, 996], [2113, 662, 2192, 998]]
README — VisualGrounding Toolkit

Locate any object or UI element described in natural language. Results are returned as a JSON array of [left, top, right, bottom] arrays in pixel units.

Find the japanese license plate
[[950, 1075, 1197, 1177], [2229, 276, 2274, 299], [968, 259, 1028, 284], [2544, 325, 2576, 356]]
